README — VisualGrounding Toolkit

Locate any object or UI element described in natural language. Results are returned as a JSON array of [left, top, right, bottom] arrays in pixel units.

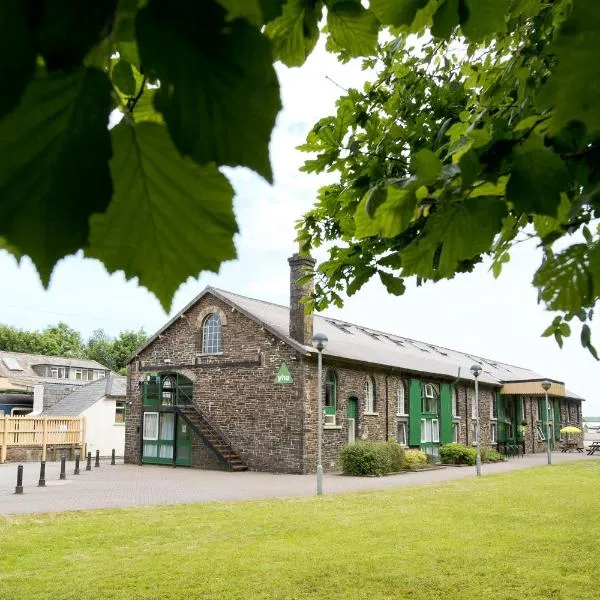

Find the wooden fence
[[0, 416, 86, 463]]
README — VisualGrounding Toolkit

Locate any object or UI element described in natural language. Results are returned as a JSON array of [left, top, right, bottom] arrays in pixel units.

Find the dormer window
[[202, 314, 222, 354]]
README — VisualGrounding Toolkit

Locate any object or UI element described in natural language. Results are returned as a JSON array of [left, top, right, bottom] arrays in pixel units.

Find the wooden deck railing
[[0, 416, 87, 462]]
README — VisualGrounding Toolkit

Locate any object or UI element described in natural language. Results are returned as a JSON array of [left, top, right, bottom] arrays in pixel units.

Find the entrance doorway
[[347, 397, 358, 443], [176, 416, 192, 466]]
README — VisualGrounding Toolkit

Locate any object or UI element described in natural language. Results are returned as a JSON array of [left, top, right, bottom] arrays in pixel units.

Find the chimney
[[288, 251, 316, 345]]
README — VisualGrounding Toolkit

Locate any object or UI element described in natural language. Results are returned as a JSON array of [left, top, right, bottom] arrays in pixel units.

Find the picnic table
[[561, 440, 583, 453], [587, 441, 600, 456]]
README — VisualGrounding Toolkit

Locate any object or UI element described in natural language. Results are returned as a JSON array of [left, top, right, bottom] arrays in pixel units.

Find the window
[[452, 422, 460, 443], [490, 422, 497, 443], [420, 418, 439, 443], [364, 376, 375, 413], [49, 366, 68, 379], [396, 383, 407, 416], [143, 412, 159, 440], [202, 313, 223, 354], [397, 421, 407, 446], [73, 368, 83, 380], [162, 375, 175, 406], [423, 383, 435, 398], [452, 389, 459, 418], [115, 401, 125, 423], [490, 395, 497, 419], [93, 370, 106, 380], [422, 384, 437, 413], [324, 369, 337, 426], [547, 400, 553, 422], [536, 425, 546, 441]]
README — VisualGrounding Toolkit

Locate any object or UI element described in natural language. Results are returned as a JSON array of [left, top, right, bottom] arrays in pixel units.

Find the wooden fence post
[[41, 417, 48, 462], [1, 416, 6, 464]]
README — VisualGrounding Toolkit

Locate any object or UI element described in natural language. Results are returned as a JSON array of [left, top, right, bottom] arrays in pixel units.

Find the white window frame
[[452, 422, 460, 443], [324, 370, 337, 426], [396, 384, 407, 416], [490, 422, 497, 443], [536, 425, 546, 441], [490, 395, 497, 420], [420, 419, 426, 443], [202, 313, 223, 354], [423, 383, 435, 399], [73, 368, 83, 381], [397, 421, 408, 446], [93, 370, 106, 380], [432, 418, 440, 443], [364, 376, 375, 414], [452, 389, 459, 418], [420, 418, 438, 443], [143, 412, 159, 440]]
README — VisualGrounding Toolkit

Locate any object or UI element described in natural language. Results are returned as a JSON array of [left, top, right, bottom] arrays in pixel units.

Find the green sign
[[275, 363, 294, 384]]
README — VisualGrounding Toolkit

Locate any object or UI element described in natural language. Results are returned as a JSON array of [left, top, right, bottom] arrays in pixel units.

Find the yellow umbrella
[[560, 426, 582, 434]]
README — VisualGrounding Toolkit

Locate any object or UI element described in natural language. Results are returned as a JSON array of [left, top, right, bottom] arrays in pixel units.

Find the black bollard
[[15, 465, 24, 494], [60, 456, 66, 480], [111, 448, 115, 465], [74, 454, 80, 475], [38, 461, 46, 487], [95, 449, 100, 468], [86, 451, 92, 471]]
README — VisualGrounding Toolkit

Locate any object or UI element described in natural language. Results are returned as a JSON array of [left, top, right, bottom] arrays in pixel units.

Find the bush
[[440, 443, 477, 465], [384, 440, 405, 472], [480, 447, 504, 463], [340, 441, 392, 476], [402, 449, 428, 470]]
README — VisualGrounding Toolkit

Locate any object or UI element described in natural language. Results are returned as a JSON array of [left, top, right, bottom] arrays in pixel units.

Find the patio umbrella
[[560, 426, 582, 434]]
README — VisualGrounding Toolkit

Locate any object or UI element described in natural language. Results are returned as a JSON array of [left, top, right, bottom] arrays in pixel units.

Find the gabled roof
[[0, 350, 109, 387], [42, 373, 126, 416], [129, 286, 553, 387]]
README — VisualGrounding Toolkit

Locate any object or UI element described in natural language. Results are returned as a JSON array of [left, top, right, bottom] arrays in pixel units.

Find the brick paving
[[0, 452, 597, 516]]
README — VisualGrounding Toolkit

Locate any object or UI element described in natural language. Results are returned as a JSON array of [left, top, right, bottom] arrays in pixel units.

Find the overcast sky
[[1, 43, 598, 415]]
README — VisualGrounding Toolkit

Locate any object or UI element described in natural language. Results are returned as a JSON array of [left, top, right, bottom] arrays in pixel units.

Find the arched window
[[396, 382, 407, 416], [364, 375, 375, 413], [324, 369, 337, 425], [161, 375, 175, 406], [202, 314, 222, 354]]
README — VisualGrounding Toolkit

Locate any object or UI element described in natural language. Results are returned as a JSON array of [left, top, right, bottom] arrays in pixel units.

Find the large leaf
[[431, 0, 460, 39], [0, 68, 113, 284], [0, 1, 36, 118], [460, 0, 510, 41], [37, 0, 118, 70], [539, 1, 600, 135], [87, 122, 238, 311], [412, 149, 442, 185], [137, 0, 281, 182], [327, 2, 379, 57], [355, 186, 417, 238], [401, 197, 507, 278], [265, 0, 323, 67], [370, 0, 429, 28], [506, 148, 567, 217], [216, 0, 284, 24]]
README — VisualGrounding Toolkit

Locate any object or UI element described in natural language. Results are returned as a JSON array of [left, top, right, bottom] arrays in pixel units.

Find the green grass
[[1, 462, 598, 599]]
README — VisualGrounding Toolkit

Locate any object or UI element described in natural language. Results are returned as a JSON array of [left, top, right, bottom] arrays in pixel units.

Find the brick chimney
[[288, 251, 316, 345]]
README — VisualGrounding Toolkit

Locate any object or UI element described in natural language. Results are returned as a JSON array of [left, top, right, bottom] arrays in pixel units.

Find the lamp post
[[542, 379, 552, 465], [311, 332, 328, 495], [470, 364, 482, 477]]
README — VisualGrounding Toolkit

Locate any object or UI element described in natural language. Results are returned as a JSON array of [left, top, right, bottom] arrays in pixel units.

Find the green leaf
[[260, 0, 285, 21], [112, 60, 136, 96], [413, 149, 442, 185], [401, 197, 507, 278], [265, 0, 323, 67], [217, 0, 284, 24], [0, 68, 113, 284], [533, 193, 570, 243], [327, 2, 379, 57], [0, 1, 36, 117], [460, 0, 510, 41], [137, 0, 281, 182], [506, 148, 567, 216], [378, 271, 406, 295], [431, 0, 459, 39], [87, 122, 238, 312], [539, 1, 600, 135], [131, 88, 164, 125], [370, 0, 429, 28], [355, 186, 417, 238], [37, 0, 118, 70], [458, 149, 481, 188], [117, 41, 140, 69]]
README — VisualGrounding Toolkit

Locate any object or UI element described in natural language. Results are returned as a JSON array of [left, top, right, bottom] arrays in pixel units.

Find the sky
[[1, 42, 598, 416]]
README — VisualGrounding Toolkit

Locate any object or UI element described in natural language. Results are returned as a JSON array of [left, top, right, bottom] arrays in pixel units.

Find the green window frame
[[324, 369, 337, 425]]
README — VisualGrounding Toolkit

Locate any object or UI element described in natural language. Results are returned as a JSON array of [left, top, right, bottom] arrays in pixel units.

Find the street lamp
[[311, 332, 328, 495], [470, 364, 482, 477], [542, 379, 552, 465]]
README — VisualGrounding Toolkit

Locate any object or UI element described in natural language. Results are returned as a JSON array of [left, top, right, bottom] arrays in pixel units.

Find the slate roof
[[0, 351, 109, 387], [42, 373, 126, 416], [127, 286, 565, 389]]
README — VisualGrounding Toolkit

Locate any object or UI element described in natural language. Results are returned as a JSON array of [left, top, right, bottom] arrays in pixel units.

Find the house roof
[[0, 351, 109, 387], [128, 286, 573, 390], [42, 373, 126, 416]]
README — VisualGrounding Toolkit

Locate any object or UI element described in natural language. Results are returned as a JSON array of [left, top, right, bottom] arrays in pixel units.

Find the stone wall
[[5, 445, 82, 463]]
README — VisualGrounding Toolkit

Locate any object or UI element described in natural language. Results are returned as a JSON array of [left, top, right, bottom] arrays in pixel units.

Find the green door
[[347, 397, 358, 443], [175, 415, 192, 466], [142, 412, 175, 465]]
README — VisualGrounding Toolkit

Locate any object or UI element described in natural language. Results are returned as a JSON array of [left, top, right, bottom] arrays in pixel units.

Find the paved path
[[0, 453, 597, 515]]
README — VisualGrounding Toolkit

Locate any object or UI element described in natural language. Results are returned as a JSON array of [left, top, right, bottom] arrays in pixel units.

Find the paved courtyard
[[0, 452, 597, 515]]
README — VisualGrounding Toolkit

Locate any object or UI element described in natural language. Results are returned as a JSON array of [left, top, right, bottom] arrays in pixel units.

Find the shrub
[[384, 440, 405, 472], [440, 443, 476, 465], [402, 449, 428, 470], [340, 442, 392, 476], [480, 447, 504, 463]]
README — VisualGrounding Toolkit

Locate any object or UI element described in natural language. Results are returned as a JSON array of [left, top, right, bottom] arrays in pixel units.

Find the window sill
[[198, 352, 224, 357], [113, 423, 126, 427], [324, 425, 342, 430], [396, 413, 409, 418], [363, 412, 379, 416]]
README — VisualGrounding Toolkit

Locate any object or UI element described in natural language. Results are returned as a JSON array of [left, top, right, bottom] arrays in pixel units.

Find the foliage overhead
[[297, 0, 600, 358]]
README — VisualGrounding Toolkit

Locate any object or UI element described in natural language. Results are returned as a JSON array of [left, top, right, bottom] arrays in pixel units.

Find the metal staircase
[[173, 404, 248, 472]]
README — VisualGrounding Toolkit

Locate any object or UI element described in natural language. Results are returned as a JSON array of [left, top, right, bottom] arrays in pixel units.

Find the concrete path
[[0, 452, 597, 516]]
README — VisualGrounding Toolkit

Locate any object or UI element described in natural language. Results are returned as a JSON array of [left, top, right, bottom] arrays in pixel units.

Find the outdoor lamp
[[541, 379, 552, 465], [311, 332, 328, 496], [470, 364, 482, 477]]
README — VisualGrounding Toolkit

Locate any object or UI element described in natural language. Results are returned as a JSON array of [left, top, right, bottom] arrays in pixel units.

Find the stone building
[[124, 254, 584, 473]]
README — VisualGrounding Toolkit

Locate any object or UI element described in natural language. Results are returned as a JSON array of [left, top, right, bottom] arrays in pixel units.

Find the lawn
[[0, 461, 598, 600]]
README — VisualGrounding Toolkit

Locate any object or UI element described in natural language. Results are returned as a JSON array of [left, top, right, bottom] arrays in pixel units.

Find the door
[[142, 412, 175, 464], [347, 397, 358, 444], [175, 415, 192, 466], [420, 418, 440, 458]]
